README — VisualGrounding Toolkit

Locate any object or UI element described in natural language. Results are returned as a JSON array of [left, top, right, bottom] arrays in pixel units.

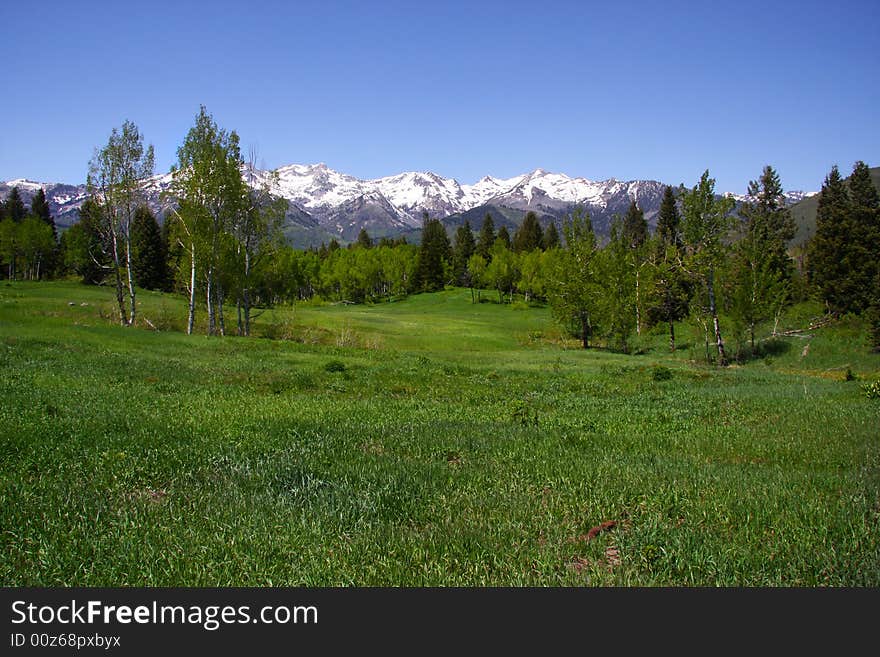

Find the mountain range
[[0, 165, 817, 248]]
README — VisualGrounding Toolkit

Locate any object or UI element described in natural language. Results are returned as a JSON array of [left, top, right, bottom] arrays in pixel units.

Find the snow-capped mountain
[[728, 190, 818, 205], [1, 165, 817, 247]]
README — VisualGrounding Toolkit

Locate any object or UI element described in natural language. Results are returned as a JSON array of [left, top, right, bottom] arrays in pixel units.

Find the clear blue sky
[[1, 0, 877, 193]]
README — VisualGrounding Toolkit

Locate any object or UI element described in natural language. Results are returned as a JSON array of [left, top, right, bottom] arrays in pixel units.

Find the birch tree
[[546, 206, 599, 348], [170, 106, 246, 336], [87, 120, 155, 326], [235, 153, 287, 336], [680, 170, 735, 365]]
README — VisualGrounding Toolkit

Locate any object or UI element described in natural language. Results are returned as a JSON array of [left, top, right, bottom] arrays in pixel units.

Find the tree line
[[2, 106, 878, 356]]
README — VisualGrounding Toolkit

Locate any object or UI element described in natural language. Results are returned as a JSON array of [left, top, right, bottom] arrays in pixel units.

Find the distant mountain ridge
[[1, 165, 817, 248]]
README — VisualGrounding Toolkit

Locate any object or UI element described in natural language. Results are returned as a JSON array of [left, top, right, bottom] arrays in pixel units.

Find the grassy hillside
[[790, 166, 880, 246], [1, 281, 878, 585]]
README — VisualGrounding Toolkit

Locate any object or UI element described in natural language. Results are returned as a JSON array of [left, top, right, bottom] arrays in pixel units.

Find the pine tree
[[848, 161, 880, 312], [131, 205, 169, 291], [656, 185, 681, 248], [6, 187, 26, 222], [729, 165, 795, 353], [452, 220, 476, 285], [477, 213, 495, 260], [30, 188, 57, 240], [743, 165, 795, 284], [808, 166, 857, 314], [495, 225, 511, 250], [646, 190, 690, 351], [29, 188, 58, 275], [513, 211, 543, 252], [356, 228, 373, 249], [542, 222, 560, 250], [417, 214, 451, 292], [621, 200, 647, 250]]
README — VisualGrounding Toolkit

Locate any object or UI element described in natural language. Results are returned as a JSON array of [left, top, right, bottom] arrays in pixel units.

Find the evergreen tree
[[476, 213, 495, 260], [542, 222, 560, 250], [513, 211, 543, 252], [356, 228, 373, 249], [452, 220, 476, 285], [742, 165, 795, 285], [417, 214, 451, 292], [848, 161, 880, 311], [729, 165, 795, 354], [495, 225, 511, 250], [656, 185, 681, 248], [28, 188, 58, 275], [30, 188, 57, 240], [808, 166, 858, 314], [621, 200, 648, 250], [328, 238, 341, 253], [131, 205, 169, 291], [6, 187, 26, 222]]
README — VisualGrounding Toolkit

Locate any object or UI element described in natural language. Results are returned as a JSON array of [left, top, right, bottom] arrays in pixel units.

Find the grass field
[[1, 281, 878, 585]]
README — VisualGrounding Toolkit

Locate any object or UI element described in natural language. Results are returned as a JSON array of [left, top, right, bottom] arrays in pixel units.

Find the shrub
[[651, 365, 673, 382], [324, 360, 346, 373]]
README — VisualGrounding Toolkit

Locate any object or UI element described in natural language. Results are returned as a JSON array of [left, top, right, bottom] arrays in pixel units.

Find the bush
[[651, 365, 673, 382], [324, 360, 346, 373], [862, 381, 880, 399]]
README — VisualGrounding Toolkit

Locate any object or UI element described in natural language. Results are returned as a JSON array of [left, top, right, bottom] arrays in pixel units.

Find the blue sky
[[1, 0, 877, 193]]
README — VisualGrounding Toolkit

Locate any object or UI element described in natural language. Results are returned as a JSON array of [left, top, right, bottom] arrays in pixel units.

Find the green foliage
[[131, 206, 169, 291], [63, 199, 107, 284], [861, 380, 880, 398], [546, 207, 598, 348], [452, 221, 475, 286], [680, 170, 735, 365], [324, 359, 346, 373], [868, 271, 880, 353], [512, 211, 543, 253], [621, 200, 647, 250], [651, 365, 673, 381], [485, 242, 518, 303], [808, 162, 879, 315], [5, 186, 26, 222], [542, 221, 560, 250], [476, 213, 495, 260], [417, 214, 451, 292], [356, 228, 373, 249], [495, 225, 511, 250], [727, 166, 794, 357], [656, 185, 681, 248]]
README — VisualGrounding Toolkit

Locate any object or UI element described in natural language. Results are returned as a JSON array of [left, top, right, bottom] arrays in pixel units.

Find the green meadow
[[1, 281, 878, 586]]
